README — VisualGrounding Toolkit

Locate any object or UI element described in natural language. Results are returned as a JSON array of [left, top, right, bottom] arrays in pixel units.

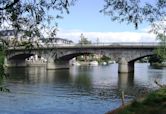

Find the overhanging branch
[[0, 0, 20, 10]]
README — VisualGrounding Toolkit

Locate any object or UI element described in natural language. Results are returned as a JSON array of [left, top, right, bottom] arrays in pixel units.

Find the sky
[[54, 0, 156, 43]]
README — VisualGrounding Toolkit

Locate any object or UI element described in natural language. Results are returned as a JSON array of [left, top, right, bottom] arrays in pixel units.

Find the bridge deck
[[7, 42, 158, 51]]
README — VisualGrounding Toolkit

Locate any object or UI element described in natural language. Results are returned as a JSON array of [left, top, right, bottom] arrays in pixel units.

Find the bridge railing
[[41, 42, 159, 47], [7, 42, 159, 49], [78, 42, 159, 46]]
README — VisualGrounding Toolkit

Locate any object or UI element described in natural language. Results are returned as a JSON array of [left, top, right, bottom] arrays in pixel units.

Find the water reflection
[[7, 67, 46, 84], [6, 64, 166, 94], [74, 74, 92, 90], [7, 67, 73, 84], [147, 67, 166, 86], [6, 64, 166, 95], [118, 73, 134, 90], [46, 70, 72, 84], [1, 63, 166, 114]]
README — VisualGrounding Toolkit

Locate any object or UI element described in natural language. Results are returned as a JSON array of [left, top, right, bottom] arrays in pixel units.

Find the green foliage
[[78, 34, 91, 45], [107, 88, 166, 114], [139, 57, 148, 63], [76, 56, 85, 61], [0, 46, 5, 78], [0, 45, 5, 63], [155, 34, 166, 61], [19, 41, 36, 49], [0, 45, 9, 92], [97, 55, 111, 63], [0, 48, 15, 92], [100, 55, 111, 62], [148, 55, 162, 64], [0, 0, 165, 41], [101, 0, 166, 29], [0, 0, 76, 38], [143, 88, 166, 106]]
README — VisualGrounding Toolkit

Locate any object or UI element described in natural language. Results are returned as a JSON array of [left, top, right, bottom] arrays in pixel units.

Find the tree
[[0, 0, 76, 38], [0, 0, 165, 32], [100, 55, 111, 62], [155, 34, 166, 61], [100, 0, 166, 29], [1, 0, 166, 37], [148, 55, 162, 64], [79, 33, 91, 45], [0, 45, 10, 92]]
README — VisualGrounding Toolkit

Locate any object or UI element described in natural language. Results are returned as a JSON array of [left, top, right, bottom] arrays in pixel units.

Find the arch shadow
[[128, 54, 154, 64], [9, 53, 35, 60]]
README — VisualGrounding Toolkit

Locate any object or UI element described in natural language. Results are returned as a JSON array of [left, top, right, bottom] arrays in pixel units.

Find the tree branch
[[154, 80, 165, 88], [0, 0, 20, 10]]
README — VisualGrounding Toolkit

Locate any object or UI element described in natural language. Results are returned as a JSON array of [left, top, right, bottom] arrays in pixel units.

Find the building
[[39, 38, 73, 46], [0, 30, 40, 46], [0, 30, 74, 47]]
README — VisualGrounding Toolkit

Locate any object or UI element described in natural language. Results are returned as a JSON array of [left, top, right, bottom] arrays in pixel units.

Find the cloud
[[56, 29, 157, 43]]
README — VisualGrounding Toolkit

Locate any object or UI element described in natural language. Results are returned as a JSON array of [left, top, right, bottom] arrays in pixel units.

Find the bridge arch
[[56, 50, 117, 62], [128, 54, 154, 64], [8, 53, 35, 60], [6, 53, 35, 67]]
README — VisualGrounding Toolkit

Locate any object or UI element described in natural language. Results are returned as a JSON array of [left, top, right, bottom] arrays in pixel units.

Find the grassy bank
[[106, 87, 166, 114]]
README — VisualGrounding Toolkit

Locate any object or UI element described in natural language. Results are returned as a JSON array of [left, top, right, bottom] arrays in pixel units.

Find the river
[[0, 63, 166, 114]]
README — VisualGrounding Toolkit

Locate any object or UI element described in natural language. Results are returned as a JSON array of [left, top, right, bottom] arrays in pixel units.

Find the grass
[[106, 87, 166, 114]]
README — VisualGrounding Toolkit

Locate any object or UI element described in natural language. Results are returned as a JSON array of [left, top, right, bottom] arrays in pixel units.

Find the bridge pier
[[4, 57, 27, 67], [46, 59, 69, 70], [118, 58, 134, 73]]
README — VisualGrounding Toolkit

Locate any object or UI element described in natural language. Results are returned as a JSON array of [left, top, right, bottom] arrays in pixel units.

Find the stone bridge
[[5, 43, 158, 73]]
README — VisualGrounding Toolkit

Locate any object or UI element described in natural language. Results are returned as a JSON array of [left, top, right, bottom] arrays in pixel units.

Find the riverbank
[[0, 48, 10, 92], [106, 87, 166, 114], [151, 63, 166, 67], [0, 48, 4, 76]]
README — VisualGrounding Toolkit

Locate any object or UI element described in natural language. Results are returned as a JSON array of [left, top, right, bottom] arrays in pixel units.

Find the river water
[[0, 63, 166, 114]]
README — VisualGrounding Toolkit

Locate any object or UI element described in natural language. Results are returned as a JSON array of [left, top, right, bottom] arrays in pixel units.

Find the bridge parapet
[[7, 42, 159, 49]]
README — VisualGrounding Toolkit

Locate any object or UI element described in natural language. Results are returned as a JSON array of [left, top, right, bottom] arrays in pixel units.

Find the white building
[[0, 30, 40, 46], [0, 30, 74, 46], [39, 38, 73, 46]]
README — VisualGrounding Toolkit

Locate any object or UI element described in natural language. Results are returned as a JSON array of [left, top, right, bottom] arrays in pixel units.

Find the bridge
[[5, 42, 158, 73]]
